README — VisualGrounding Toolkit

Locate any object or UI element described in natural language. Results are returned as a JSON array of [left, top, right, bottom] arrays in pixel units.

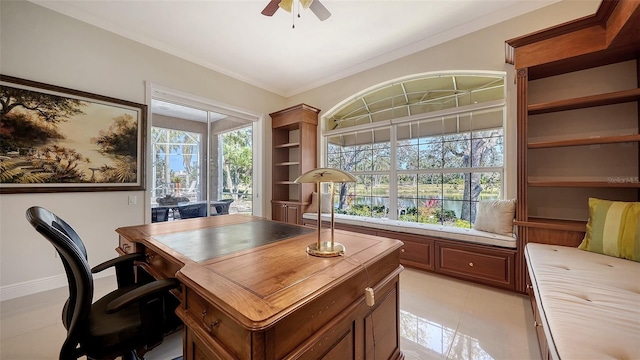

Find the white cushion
[[302, 213, 516, 248], [309, 192, 331, 213], [526, 243, 640, 360], [473, 199, 516, 236]]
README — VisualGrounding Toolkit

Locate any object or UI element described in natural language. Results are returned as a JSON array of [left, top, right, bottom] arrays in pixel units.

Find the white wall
[[0, 0, 600, 299], [0, 0, 285, 300]]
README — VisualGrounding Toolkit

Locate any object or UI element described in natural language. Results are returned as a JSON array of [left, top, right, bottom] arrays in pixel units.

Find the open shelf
[[274, 142, 300, 149], [528, 88, 640, 115], [514, 217, 586, 232], [274, 181, 299, 185], [528, 180, 640, 188], [274, 161, 300, 166], [528, 134, 640, 149]]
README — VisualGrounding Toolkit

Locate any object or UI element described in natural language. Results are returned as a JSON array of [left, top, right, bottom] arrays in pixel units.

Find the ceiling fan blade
[[261, 0, 280, 16], [309, 0, 331, 21]]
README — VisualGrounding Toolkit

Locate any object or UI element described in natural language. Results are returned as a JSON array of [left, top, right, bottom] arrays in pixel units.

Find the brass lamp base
[[306, 242, 345, 257]]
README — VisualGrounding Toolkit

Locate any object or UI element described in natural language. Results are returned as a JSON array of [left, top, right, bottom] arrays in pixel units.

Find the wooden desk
[[116, 215, 404, 359]]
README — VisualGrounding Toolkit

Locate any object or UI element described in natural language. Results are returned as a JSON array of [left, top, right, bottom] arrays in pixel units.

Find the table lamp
[[295, 167, 356, 257]]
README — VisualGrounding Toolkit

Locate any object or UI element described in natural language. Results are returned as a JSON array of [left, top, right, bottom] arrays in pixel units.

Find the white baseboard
[[0, 269, 115, 302]]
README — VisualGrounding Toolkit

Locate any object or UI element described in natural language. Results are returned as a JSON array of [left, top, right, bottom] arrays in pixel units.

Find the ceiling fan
[[261, 0, 331, 22]]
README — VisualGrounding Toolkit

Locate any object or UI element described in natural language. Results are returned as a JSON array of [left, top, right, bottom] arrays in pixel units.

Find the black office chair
[[151, 207, 169, 222], [177, 203, 207, 219], [25, 206, 181, 360]]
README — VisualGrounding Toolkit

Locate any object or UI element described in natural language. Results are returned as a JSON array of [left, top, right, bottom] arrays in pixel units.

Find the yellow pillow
[[579, 198, 640, 262]]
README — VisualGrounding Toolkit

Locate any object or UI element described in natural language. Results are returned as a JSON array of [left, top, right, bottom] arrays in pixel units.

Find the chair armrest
[[105, 278, 180, 314], [91, 253, 145, 274]]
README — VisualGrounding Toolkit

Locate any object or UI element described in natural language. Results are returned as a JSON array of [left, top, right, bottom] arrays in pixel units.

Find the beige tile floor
[[0, 268, 540, 360]]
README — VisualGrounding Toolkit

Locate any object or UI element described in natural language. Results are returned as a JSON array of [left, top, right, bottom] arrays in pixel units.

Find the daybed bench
[[302, 212, 519, 291], [525, 243, 640, 360]]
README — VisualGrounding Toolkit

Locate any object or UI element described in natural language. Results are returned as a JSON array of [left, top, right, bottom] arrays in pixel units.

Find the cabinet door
[[272, 204, 286, 223], [365, 287, 399, 359], [286, 205, 300, 225]]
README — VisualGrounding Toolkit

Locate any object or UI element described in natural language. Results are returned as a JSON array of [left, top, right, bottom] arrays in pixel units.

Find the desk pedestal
[[177, 255, 402, 359]]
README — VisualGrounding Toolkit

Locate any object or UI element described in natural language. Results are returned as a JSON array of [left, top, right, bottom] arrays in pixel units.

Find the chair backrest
[[178, 203, 207, 219], [215, 199, 234, 215], [25, 206, 94, 359], [151, 207, 170, 222]]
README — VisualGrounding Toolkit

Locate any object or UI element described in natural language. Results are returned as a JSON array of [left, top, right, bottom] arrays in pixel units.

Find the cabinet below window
[[436, 241, 515, 289], [302, 218, 516, 291]]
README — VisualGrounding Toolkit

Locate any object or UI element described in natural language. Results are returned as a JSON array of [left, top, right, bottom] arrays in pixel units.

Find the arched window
[[322, 71, 506, 228]]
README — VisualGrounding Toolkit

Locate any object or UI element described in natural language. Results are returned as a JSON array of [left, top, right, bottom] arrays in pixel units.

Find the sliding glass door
[[151, 127, 203, 201], [148, 93, 260, 221], [209, 117, 253, 216]]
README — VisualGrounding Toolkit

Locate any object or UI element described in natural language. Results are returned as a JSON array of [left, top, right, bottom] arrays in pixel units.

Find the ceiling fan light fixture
[[278, 0, 293, 13], [262, 0, 330, 23], [299, 0, 314, 9]]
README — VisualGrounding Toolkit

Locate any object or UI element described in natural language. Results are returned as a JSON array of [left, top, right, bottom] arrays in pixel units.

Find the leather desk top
[[153, 219, 314, 262]]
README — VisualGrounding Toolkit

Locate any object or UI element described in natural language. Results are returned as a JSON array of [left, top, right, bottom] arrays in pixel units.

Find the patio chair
[[151, 207, 170, 222], [178, 203, 207, 219]]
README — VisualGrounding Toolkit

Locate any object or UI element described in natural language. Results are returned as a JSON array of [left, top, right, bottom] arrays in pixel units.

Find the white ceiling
[[32, 0, 559, 97]]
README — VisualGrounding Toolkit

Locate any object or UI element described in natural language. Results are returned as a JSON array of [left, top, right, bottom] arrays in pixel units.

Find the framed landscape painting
[[0, 75, 146, 193]]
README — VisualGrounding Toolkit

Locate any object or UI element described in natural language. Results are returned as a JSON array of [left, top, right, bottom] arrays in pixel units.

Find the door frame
[[145, 82, 264, 223]]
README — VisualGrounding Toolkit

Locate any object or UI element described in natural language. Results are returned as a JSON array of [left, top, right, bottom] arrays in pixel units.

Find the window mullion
[[389, 126, 398, 220]]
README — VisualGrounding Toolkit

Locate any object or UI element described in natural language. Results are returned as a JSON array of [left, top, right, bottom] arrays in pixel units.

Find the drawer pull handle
[[401, 248, 406, 253], [146, 253, 154, 261], [122, 244, 130, 251], [201, 309, 220, 332], [534, 320, 542, 327], [468, 262, 474, 267]]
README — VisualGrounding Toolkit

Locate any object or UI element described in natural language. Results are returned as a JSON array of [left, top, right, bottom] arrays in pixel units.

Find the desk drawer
[[144, 248, 181, 280], [184, 288, 251, 359], [118, 236, 139, 254], [435, 242, 514, 289]]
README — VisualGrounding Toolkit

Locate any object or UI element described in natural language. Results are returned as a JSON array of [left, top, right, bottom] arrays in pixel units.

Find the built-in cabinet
[[302, 218, 517, 291], [271, 104, 319, 225], [506, 0, 640, 348], [507, 1, 640, 293]]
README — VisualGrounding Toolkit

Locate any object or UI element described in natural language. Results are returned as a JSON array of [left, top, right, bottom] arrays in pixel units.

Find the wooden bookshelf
[[505, 0, 640, 295], [271, 104, 319, 225]]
